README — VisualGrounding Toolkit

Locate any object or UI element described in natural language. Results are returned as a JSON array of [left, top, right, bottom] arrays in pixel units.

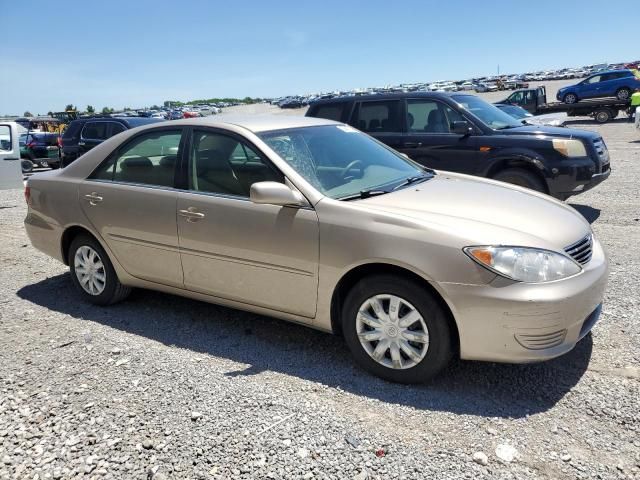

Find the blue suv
[[557, 70, 640, 104]]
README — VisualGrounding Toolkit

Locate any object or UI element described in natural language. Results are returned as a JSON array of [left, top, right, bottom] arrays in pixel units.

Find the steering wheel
[[340, 160, 364, 180]]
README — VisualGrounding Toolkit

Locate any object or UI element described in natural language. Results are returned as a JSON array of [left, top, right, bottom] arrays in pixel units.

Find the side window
[[0, 125, 12, 152], [313, 103, 347, 122], [508, 91, 524, 104], [95, 129, 182, 187], [81, 122, 109, 140], [407, 100, 465, 133], [189, 130, 283, 197], [355, 101, 401, 133], [109, 123, 126, 137], [585, 75, 601, 84]]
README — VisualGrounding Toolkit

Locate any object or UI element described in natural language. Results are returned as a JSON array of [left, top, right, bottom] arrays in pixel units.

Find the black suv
[[60, 117, 163, 167], [306, 92, 610, 199]]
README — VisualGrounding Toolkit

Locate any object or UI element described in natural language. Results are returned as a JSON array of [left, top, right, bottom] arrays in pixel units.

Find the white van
[[0, 122, 23, 189]]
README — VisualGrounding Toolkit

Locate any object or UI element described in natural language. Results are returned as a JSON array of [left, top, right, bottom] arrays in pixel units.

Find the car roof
[[309, 91, 463, 106], [590, 69, 632, 76], [70, 117, 164, 128], [165, 115, 339, 133]]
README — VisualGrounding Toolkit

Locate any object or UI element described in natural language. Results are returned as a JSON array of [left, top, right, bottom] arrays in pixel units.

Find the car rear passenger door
[[400, 99, 479, 173], [78, 121, 109, 156], [176, 128, 319, 319], [78, 128, 184, 287]]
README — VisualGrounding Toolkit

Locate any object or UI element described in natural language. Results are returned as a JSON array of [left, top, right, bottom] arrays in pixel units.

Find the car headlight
[[552, 138, 587, 157], [464, 246, 581, 283]]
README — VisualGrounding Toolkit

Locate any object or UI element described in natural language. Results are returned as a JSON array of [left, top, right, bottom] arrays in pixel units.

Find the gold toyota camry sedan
[[24, 115, 608, 383]]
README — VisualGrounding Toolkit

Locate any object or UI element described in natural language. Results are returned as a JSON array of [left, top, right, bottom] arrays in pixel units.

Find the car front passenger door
[[400, 99, 479, 173], [177, 128, 319, 319]]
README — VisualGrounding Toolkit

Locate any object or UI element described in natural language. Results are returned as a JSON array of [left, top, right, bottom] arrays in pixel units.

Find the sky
[[1, 0, 636, 115]]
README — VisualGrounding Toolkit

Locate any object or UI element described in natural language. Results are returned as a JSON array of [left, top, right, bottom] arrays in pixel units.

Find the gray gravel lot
[[1, 89, 639, 479]]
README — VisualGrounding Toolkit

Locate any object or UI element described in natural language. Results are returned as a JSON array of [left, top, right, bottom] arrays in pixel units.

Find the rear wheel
[[616, 88, 631, 101], [593, 108, 613, 123], [68, 235, 131, 305], [563, 93, 578, 104], [341, 274, 453, 383], [21, 159, 34, 173], [492, 168, 546, 193]]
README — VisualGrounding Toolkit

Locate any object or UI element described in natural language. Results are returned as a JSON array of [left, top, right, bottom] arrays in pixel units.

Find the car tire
[[341, 274, 453, 383], [616, 88, 631, 101], [68, 234, 131, 306], [21, 159, 34, 174], [593, 108, 613, 124], [492, 168, 546, 193], [563, 93, 578, 104]]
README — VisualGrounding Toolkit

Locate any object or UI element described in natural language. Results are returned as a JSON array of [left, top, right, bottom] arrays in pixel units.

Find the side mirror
[[250, 181, 307, 207], [451, 120, 473, 136]]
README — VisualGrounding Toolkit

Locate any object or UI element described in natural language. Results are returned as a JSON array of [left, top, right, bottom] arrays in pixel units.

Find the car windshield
[[258, 125, 429, 200], [498, 105, 532, 120], [452, 95, 522, 129]]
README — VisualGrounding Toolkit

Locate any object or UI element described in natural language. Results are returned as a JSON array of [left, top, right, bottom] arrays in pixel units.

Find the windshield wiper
[[339, 189, 390, 201], [392, 174, 432, 191]]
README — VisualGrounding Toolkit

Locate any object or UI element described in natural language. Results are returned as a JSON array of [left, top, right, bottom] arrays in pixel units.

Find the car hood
[[358, 172, 591, 250], [496, 124, 599, 140], [523, 112, 568, 127]]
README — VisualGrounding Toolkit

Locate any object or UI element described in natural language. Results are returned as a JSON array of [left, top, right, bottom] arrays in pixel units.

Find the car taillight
[[27, 142, 36, 148], [24, 185, 31, 205], [57, 137, 63, 148]]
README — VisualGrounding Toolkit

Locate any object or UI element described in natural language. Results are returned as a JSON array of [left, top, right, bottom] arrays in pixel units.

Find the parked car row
[[271, 60, 639, 109]]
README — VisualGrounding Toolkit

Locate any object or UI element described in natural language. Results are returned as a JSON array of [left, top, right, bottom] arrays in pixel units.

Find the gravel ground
[[1, 91, 639, 479]]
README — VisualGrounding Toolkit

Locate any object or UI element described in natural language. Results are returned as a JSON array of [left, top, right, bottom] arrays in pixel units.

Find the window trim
[[184, 126, 285, 200], [87, 126, 185, 189]]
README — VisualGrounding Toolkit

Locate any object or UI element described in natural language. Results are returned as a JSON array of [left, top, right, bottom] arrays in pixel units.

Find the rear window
[[312, 103, 347, 122]]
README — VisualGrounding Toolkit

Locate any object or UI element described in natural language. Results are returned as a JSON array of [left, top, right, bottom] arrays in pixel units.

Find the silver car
[[24, 116, 608, 383]]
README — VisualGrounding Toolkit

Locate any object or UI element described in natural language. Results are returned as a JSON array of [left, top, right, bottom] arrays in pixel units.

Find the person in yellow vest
[[630, 88, 640, 123]]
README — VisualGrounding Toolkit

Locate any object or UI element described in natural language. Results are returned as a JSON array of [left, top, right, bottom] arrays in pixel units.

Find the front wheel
[[492, 168, 546, 193], [69, 235, 131, 305], [563, 93, 578, 104], [616, 88, 631, 101], [342, 275, 453, 383]]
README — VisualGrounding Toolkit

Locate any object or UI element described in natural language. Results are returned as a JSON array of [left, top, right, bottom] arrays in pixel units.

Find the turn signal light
[[468, 247, 493, 266], [24, 185, 31, 205]]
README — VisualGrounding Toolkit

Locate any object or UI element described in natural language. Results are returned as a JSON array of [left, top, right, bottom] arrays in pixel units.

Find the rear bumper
[[438, 237, 608, 363]]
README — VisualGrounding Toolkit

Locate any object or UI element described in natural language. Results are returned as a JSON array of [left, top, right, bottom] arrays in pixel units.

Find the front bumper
[[547, 158, 611, 198], [438, 237, 608, 363]]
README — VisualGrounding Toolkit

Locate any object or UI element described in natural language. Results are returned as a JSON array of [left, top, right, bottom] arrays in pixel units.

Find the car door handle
[[178, 208, 205, 222], [403, 142, 422, 148], [84, 192, 103, 205], [77, 141, 86, 146]]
